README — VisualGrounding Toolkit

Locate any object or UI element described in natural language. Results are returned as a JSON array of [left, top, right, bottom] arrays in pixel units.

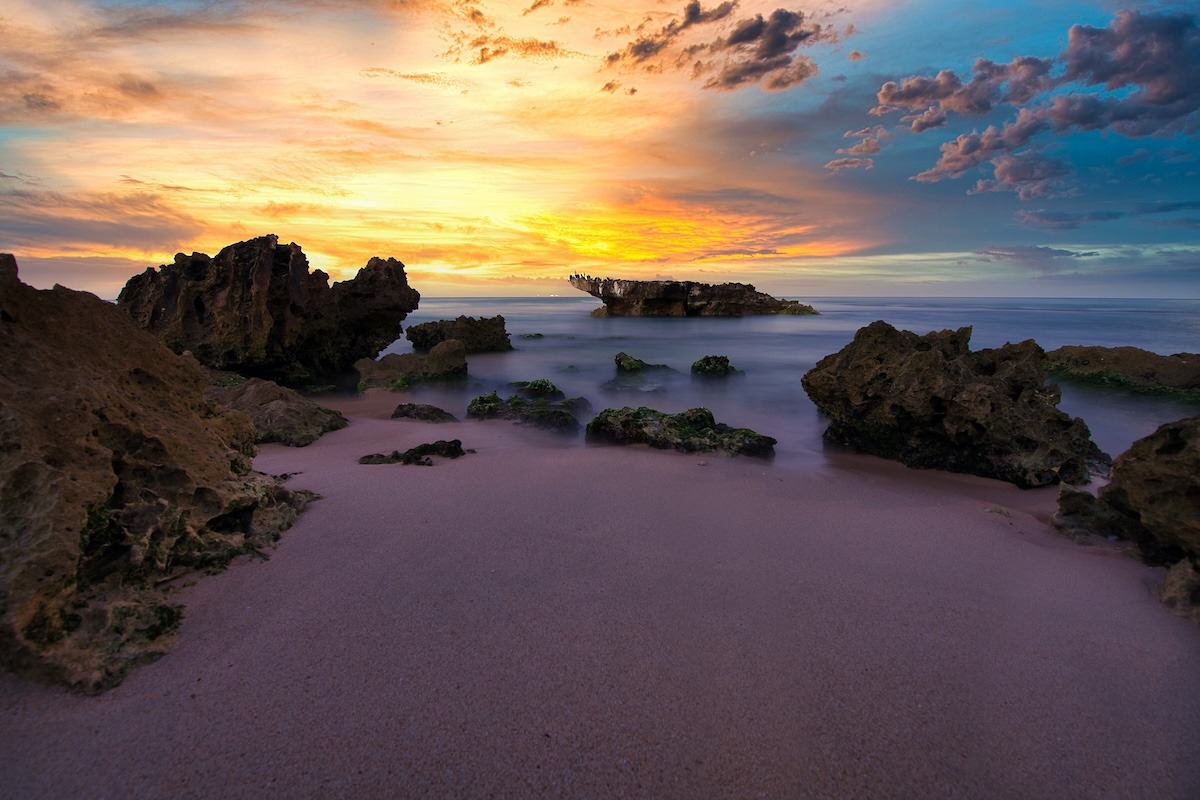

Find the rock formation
[[206, 378, 348, 447], [117, 235, 420, 386], [1, 255, 313, 692], [391, 403, 459, 423], [1044, 345, 1200, 397], [359, 440, 469, 466], [406, 315, 512, 353], [586, 406, 776, 458], [354, 340, 468, 389], [1052, 415, 1200, 623], [801, 321, 1108, 488], [467, 380, 591, 433], [568, 275, 817, 317], [691, 355, 741, 377]]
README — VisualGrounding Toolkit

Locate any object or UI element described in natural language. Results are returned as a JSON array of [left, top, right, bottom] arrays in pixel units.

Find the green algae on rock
[[586, 406, 776, 458]]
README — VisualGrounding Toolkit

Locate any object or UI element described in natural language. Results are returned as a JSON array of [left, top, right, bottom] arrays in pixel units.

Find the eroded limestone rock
[[1044, 345, 1200, 398], [801, 321, 1108, 487], [406, 315, 512, 353], [568, 275, 817, 317], [1, 255, 313, 692], [205, 377, 347, 447], [117, 235, 420, 386], [354, 340, 468, 389]]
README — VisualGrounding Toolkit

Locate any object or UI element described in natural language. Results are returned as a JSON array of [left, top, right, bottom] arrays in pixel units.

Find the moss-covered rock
[[586, 406, 776, 458], [467, 382, 591, 433], [390, 403, 458, 423], [691, 355, 741, 377], [1044, 345, 1200, 398]]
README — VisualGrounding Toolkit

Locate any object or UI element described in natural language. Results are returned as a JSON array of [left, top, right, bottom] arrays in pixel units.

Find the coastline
[[3, 399, 1199, 798]]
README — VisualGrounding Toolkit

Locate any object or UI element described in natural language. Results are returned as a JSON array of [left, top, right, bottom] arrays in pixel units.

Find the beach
[[3, 394, 1199, 799]]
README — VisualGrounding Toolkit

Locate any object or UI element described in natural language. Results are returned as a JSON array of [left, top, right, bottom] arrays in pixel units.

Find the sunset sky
[[1, 0, 1197, 298]]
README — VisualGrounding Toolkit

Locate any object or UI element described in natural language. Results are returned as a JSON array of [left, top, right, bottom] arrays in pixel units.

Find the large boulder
[[801, 321, 1108, 488], [406, 315, 512, 353], [205, 378, 348, 447], [586, 406, 776, 458], [1044, 345, 1200, 397], [117, 234, 420, 386], [0, 255, 313, 692], [1052, 415, 1200, 623], [568, 275, 817, 317], [354, 339, 467, 389]]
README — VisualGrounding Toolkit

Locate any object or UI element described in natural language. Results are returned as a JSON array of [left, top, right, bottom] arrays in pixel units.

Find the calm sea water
[[375, 296, 1200, 465]]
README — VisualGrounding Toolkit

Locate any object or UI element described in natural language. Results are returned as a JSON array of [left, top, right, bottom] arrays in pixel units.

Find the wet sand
[[3, 399, 1200, 798]]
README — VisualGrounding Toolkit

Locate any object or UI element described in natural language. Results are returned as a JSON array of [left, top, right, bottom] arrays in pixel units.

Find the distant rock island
[[568, 275, 817, 317]]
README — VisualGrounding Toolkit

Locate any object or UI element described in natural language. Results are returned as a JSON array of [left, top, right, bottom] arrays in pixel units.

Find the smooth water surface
[[374, 296, 1200, 464]]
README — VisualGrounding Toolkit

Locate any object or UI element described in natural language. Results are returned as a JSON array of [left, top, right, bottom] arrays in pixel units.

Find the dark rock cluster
[[568, 275, 817, 317], [802, 321, 1109, 488], [467, 380, 592, 433], [117, 234, 420, 386], [1, 255, 313, 692]]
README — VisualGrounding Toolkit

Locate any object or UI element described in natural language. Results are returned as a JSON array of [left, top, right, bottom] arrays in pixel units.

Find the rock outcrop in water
[[1044, 345, 1200, 397], [117, 235, 420, 386], [406, 315, 512, 353], [0, 255, 313, 692], [1053, 414, 1200, 623], [205, 378, 348, 447], [467, 380, 592, 433], [586, 406, 776, 458], [801, 321, 1108, 488], [568, 275, 817, 317]]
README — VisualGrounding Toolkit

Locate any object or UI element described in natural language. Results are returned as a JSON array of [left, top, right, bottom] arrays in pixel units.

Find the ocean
[[376, 296, 1200, 465]]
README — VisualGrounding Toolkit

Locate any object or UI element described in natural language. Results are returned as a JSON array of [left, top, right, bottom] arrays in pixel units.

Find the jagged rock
[[355, 340, 467, 389], [801, 321, 1108, 488], [358, 440, 469, 466], [391, 403, 458, 423], [205, 377, 347, 447], [406, 315, 513, 353], [691, 355, 741, 377], [0, 255, 313, 693], [117, 234, 420, 386], [1052, 414, 1200, 623], [569, 275, 817, 317], [467, 381, 591, 433], [586, 406, 776, 458], [1044, 345, 1200, 397]]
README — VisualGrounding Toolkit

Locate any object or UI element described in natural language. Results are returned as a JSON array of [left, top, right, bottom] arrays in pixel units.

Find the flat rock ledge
[[569, 275, 817, 317], [1044, 345, 1200, 398], [586, 406, 776, 458]]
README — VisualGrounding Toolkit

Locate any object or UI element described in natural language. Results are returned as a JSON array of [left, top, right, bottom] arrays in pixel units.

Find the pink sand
[[3, 394, 1199, 798]]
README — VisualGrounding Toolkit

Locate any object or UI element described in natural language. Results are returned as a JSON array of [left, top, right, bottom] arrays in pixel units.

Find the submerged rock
[[359, 439, 469, 466], [586, 406, 776, 458], [615, 351, 669, 373], [206, 377, 347, 446], [1052, 414, 1200, 623], [355, 339, 468, 389], [0, 255, 313, 693], [1044, 345, 1200, 398], [391, 403, 458, 423], [691, 355, 741, 377], [467, 381, 591, 433], [568, 275, 817, 317], [801, 321, 1108, 488], [117, 234, 420, 386], [406, 315, 513, 353]]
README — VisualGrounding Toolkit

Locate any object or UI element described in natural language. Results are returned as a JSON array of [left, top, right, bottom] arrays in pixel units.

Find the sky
[[1, 0, 1197, 299]]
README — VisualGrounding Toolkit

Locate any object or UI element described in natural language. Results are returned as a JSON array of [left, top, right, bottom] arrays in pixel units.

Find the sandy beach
[[3, 394, 1199, 799]]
